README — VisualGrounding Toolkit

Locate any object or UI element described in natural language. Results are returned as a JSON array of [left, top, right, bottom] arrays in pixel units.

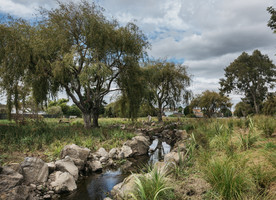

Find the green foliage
[[190, 90, 232, 118], [262, 94, 276, 116], [234, 101, 254, 117], [220, 50, 276, 114], [131, 166, 175, 200], [144, 60, 191, 122], [46, 106, 63, 116]]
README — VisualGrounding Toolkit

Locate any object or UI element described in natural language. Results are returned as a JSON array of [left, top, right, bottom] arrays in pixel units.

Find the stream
[[62, 138, 171, 200]]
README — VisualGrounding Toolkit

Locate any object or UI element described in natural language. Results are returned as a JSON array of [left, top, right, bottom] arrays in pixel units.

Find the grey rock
[[20, 157, 49, 184], [46, 162, 56, 173], [124, 136, 150, 156], [60, 144, 91, 170], [49, 171, 77, 193], [55, 156, 79, 181], [109, 148, 119, 159], [95, 147, 109, 158], [88, 160, 102, 172]]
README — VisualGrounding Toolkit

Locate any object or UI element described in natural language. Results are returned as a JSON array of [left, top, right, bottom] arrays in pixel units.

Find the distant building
[[193, 109, 204, 118]]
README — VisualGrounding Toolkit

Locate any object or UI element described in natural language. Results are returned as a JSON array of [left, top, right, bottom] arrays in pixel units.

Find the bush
[[46, 106, 63, 117]]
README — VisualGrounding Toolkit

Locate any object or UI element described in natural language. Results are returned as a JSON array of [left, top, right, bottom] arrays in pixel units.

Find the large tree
[[145, 61, 191, 122], [34, 1, 148, 128], [190, 90, 232, 118], [220, 50, 276, 114], [0, 18, 32, 121]]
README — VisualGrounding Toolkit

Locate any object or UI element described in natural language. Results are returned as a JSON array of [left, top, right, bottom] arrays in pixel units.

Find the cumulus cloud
[[0, 0, 276, 105]]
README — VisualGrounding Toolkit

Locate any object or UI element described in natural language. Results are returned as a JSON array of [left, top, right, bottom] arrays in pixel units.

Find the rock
[[43, 194, 51, 199], [88, 160, 102, 172], [30, 184, 37, 190], [49, 171, 77, 193], [95, 147, 109, 158], [118, 145, 133, 159], [60, 144, 91, 170], [175, 129, 188, 140], [55, 156, 79, 181], [124, 136, 150, 156], [271, 132, 276, 137], [6, 163, 20, 172], [104, 198, 112, 200], [20, 157, 49, 184], [164, 151, 184, 164], [151, 122, 155, 126], [111, 174, 141, 199], [0, 166, 23, 193], [109, 148, 119, 159], [99, 156, 109, 164], [37, 185, 43, 191], [46, 162, 56, 174], [120, 160, 133, 172]]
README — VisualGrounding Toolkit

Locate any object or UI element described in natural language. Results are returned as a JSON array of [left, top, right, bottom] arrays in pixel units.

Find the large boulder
[[111, 174, 141, 199], [124, 136, 150, 156], [60, 144, 91, 170], [55, 156, 79, 181], [20, 157, 49, 184], [118, 145, 133, 159], [49, 171, 77, 193]]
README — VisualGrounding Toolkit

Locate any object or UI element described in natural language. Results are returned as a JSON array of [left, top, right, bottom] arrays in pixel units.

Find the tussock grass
[[130, 165, 175, 200]]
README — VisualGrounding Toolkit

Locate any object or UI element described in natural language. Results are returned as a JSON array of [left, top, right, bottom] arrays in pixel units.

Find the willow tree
[[0, 18, 32, 120], [36, 1, 148, 128], [145, 61, 191, 122]]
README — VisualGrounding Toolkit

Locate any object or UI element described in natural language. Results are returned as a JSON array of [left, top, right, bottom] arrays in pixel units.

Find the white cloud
[[0, 0, 276, 106]]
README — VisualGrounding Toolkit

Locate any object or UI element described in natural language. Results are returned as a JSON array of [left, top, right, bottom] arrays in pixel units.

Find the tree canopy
[[220, 50, 276, 114], [144, 60, 191, 122], [190, 90, 232, 118]]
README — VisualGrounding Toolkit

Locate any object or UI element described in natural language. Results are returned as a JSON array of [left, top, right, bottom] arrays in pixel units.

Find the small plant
[[264, 142, 276, 150], [130, 166, 175, 200], [239, 118, 258, 150], [249, 165, 275, 194], [261, 118, 275, 137]]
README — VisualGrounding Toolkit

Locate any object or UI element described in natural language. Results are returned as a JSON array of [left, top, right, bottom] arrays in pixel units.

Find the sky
[[0, 0, 276, 107]]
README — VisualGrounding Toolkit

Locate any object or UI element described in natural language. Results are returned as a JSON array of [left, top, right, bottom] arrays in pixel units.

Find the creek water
[[62, 138, 171, 200]]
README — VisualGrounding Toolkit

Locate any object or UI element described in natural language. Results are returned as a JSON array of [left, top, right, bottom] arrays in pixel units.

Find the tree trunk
[[252, 94, 259, 114], [92, 107, 99, 127], [83, 113, 92, 128], [93, 114, 99, 127], [157, 108, 163, 122]]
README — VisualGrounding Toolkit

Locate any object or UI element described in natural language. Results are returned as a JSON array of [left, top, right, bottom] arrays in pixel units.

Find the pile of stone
[[0, 135, 151, 200]]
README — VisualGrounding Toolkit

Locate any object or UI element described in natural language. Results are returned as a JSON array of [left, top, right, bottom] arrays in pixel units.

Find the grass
[[0, 115, 275, 199], [130, 165, 175, 200], [202, 156, 254, 200], [0, 118, 135, 164]]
